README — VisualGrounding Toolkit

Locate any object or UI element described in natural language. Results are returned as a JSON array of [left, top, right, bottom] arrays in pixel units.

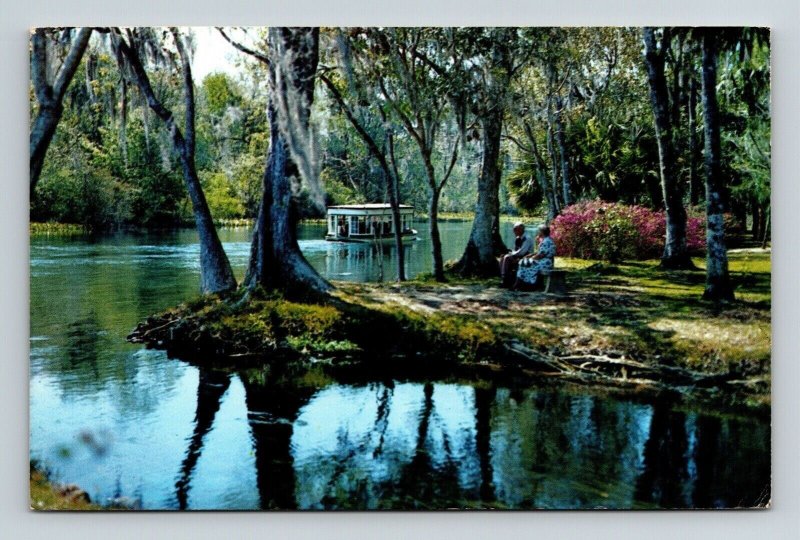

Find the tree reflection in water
[[174, 369, 231, 509], [240, 371, 315, 510], [172, 376, 769, 510]]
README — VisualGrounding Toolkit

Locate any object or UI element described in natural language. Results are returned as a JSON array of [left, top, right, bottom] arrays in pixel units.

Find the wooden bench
[[543, 270, 568, 295]]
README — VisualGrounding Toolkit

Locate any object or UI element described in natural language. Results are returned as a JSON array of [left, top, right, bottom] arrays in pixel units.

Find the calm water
[[29, 222, 770, 509]]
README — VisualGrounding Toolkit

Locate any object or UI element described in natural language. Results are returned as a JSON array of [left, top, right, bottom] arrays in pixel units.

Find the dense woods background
[[30, 27, 770, 232]]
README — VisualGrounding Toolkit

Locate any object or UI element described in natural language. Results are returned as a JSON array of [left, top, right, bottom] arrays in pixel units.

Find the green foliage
[[31, 46, 269, 230], [201, 171, 246, 219], [31, 27, 770, 239], [202, 72, 243, 116]]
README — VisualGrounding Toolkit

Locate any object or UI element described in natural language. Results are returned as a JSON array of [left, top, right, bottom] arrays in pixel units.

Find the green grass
[[351, 250, 771, 380]]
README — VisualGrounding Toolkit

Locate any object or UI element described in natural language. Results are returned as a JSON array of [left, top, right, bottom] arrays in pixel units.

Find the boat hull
[[325, 231, 419, 244]]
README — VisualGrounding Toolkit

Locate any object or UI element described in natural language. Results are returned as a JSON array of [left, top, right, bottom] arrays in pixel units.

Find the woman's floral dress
[[516, 236, 556, 285]]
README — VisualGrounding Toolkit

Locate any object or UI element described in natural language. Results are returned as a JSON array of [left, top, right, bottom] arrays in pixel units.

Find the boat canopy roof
[[327, 204, 414, 216]]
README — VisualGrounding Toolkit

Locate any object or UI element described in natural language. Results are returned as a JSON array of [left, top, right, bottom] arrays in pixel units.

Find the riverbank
[[30, 213, 542, 236], [129, 248, 770, 412], [30, 464, 99, 511]]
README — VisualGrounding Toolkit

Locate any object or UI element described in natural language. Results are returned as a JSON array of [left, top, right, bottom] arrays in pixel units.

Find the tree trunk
[[643, 28, 694, 270], [428, 185, 445, 282], [454, 111, 507, 276], [688, 75, 701, 206], [117, 29, 237, 295], [546, 120, 563, 212], [119, 76, 129, 167], [243, 28, 331, 297], [420, 149, 447, 282], [761, 206, 770, 248], [700, 31, 735, 302], [453, 30, 512, 277], [526, 123, 558, 222], [750, 196, 760, 240], [537, 170, 557, 223], [30, 27, 93, 193], [554, 95, 572, 206], [386, 133, 407, 281]]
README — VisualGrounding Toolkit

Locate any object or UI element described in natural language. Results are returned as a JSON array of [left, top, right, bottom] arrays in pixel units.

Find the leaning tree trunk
[[30, 27, 93, 193], [420, 150, 447, 282], [700, 32, 734, 302], [643, 28, 694, 270], [243, 27, 331, 297], [454, 110, 507, 276], [116, 29, 236, 294]]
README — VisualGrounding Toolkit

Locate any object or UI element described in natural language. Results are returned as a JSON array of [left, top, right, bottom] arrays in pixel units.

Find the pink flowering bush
[[551, 200, 709, 262]]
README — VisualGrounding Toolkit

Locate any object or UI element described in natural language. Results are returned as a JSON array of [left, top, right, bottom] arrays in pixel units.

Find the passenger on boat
[[499, 222, 534, 288]]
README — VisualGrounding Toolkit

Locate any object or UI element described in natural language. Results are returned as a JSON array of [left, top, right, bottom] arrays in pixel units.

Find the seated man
[[514, 226, 556, 291], [499, 222, 534, 288]]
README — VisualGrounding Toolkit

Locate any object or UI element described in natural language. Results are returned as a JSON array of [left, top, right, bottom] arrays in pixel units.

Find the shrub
[[551, 200, 718, 261]]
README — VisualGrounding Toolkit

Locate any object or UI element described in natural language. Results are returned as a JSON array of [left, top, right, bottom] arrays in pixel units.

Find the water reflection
[[240, 370, 315, 510], [175, 370, 231, 510], [286, 382, 768, 510]]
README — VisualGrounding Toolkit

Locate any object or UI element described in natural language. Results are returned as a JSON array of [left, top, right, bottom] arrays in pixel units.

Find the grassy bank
[[129, 248, 770, 410], [29, 222, 88, 236]]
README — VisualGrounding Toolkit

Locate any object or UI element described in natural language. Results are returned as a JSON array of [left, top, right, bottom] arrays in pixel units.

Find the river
[[29, 222, 770, 509]]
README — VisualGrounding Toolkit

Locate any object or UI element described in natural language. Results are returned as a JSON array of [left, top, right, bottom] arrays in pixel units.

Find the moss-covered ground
[[30, 465, 101, 511]]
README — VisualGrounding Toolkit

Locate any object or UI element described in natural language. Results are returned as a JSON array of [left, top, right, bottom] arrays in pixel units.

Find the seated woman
[[514, 226, 556, 291]]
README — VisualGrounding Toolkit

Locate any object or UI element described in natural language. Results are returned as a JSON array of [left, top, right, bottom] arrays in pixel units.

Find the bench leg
[[544, 273, 568, 295]]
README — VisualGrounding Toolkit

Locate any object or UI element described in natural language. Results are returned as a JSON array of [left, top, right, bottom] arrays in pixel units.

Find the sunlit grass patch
[[649, 318, 771, 374]]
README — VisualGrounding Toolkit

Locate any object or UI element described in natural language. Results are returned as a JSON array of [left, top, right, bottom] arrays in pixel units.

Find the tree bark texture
[[700, 32, 735, 302], [30, 27, 93, 193], [643, 28, 694, 270], [455, 108, 507, 276]]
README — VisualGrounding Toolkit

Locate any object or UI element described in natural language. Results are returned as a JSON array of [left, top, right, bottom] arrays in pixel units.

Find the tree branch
[[216, 27, 270, 66], [377, 76, 424, 148], [439, 136, 461, 190], [170, 27, 195, 158], [30, 29, 52, 105], [112, 29, 177, 131], [320, 73, 391, 175], [53, 27, 93, 101], [503, 133, 533, 155]]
